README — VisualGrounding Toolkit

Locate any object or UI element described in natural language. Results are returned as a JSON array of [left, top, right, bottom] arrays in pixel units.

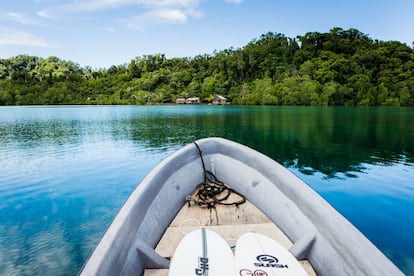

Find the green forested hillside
[[1, 28, 413, 106]]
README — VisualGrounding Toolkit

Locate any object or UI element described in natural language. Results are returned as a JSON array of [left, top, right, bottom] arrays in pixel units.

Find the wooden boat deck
[[144, 199, 317, 275]]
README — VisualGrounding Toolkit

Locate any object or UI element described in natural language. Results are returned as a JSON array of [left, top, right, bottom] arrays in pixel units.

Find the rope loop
[[187, 141, 246, 209]]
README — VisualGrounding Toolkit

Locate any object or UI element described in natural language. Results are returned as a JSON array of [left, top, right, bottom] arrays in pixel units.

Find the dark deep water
[[0, 105, 413, 275]]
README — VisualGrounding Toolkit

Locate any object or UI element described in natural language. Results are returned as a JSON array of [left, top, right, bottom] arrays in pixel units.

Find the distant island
[[1, 27, 413, 106]]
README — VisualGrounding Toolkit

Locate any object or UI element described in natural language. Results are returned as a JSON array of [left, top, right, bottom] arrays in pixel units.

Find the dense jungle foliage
[[1, 27, 414, 106]]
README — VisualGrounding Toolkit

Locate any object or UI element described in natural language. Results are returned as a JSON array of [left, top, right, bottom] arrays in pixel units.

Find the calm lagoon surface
[[0, 105, 413, 275]]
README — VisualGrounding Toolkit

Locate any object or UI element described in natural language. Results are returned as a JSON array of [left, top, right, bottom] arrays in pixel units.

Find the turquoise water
[[0, 105, 413, 275]]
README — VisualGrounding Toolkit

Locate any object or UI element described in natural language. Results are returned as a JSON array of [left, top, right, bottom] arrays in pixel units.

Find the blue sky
[[1, 0, 413, 68]]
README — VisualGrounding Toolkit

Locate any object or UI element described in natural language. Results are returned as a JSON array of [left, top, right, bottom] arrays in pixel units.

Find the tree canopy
[[1, 27, 413, 106]]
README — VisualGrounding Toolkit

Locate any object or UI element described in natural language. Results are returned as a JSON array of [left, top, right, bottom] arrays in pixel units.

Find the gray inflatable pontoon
[[80, 137, 402, 275]]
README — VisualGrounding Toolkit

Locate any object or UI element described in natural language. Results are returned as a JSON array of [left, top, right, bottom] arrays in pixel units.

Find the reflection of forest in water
[[230, 107, 414, 177], [122, 106, 414, 178], [2, 106, 413, 178]]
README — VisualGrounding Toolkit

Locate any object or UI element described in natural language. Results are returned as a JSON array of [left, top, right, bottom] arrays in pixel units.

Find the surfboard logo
[[254, 254, 289, 269], [195, 257, 209, 275], [239, 268, 268, 276]]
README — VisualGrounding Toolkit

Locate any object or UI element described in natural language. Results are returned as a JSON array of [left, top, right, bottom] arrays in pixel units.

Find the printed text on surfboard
[[195, 257, 209, 275], [254, 254, 289, 268]]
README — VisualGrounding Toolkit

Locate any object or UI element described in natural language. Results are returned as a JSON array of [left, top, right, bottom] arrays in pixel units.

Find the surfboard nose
[[235, 232, 307, 276], [168, 228, 235, 276]]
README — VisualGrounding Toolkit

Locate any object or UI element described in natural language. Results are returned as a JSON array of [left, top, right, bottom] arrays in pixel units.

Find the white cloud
[[58, 0, 201, 12], [224, 0, 243, 3], [116, 0, 202, 29], [146, 8, 188, 24], [37, 9, 56, 19], [63, 0, 133, 12], [6, 12, 36, 24], [35, 0, 203, 30], [0, 27, 54, 48], [35, 0, 133, 19], [2, 12, 40, 25], [122, 8, 189, 30], [138, 0, 201, 8], [41, 0, 202, 14], [102, 27, 115, 33], [139, 0, 203, 21]]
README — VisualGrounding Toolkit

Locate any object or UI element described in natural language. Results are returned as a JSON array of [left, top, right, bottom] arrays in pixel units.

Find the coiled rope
[[186, 141, 246, 209]]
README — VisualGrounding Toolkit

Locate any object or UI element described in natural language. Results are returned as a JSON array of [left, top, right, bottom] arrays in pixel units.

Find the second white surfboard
[[235, 232, 307, 276]]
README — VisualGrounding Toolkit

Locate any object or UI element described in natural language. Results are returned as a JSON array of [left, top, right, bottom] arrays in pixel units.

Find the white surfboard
[[168, 228, 235, 276], [235, 232, 307, 276]]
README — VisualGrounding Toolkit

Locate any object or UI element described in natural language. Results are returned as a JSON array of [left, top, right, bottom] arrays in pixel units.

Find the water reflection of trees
[[121, 106, 414, 178], [231, 107, 414, 177], [2, 106, 412, 178]]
